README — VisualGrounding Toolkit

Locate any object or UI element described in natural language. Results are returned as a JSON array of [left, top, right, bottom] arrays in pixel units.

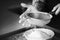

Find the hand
[[52, 3, 60, 15]]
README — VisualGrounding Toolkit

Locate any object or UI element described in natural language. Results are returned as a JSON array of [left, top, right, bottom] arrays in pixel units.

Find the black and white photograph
[[0, 0, 60, 40]]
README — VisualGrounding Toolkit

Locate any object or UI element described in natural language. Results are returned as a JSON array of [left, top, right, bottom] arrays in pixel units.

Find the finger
[[52, 5, 58, 12], [52, 4, 60, 12], [21, 3, 28, 7], [55, 7, 60, 15]]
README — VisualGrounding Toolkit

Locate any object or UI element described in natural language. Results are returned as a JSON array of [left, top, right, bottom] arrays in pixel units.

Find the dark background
[[0, 0, 27, 35], [0, 0, 60, 39]]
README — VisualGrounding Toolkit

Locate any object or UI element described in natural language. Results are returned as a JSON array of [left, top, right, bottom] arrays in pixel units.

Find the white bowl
[[26, 12, 53, 26], [23, 28, 54, 40]]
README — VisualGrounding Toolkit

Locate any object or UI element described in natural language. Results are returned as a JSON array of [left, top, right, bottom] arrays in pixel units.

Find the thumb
[[55, 7, 60, 15]]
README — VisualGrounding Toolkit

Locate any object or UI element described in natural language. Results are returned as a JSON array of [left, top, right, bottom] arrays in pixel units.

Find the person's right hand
[[52, 3, 60, 15]]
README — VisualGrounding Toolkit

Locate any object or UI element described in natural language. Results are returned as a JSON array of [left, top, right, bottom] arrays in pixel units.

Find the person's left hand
[[52, 3, 60, 15]]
